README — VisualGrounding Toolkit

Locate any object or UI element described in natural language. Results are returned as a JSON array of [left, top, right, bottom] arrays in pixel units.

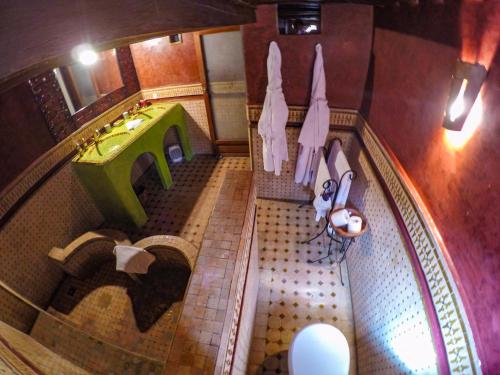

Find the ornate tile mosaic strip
[[251, 127, 355, 201], [141, 83, 204, 100], [346, 141, 438, 374], [230, 224, 260, 375], [247, 105, 358, 126], [356, 118, 481, 374], [209, 81, 247, 95], [218, 181, 257, 374]]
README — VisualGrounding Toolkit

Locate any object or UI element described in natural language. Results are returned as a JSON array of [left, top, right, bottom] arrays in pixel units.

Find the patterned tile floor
[[248, 199, 357, 375], [33, 156, 250, 361]]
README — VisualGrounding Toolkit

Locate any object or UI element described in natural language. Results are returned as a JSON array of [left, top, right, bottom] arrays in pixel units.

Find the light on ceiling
[[144, 37, 162, 47], [73, 44, 98, 66], [443, 60, 487, 131]]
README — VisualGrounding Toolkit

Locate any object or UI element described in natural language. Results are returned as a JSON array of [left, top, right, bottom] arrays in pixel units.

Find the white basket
[[168, 144, 183, 163]]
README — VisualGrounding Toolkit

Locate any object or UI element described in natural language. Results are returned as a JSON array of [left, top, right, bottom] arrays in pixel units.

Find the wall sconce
[[443, 59, 487, 131]]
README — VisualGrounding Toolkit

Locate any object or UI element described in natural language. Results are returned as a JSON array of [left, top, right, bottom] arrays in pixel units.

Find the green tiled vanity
[[73, 103, 193, 227]]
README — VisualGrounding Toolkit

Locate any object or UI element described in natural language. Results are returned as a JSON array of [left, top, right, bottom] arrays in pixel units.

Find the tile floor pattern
[[248, 199, 357, 375], [34, 156, 250, 361]]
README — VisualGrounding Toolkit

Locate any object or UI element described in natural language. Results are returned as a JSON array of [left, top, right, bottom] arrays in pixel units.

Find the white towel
[[312, 155, 332, 221], [327, 140, 352, 209], [126, 118, 143, 131], [113, 245, 155, 274]]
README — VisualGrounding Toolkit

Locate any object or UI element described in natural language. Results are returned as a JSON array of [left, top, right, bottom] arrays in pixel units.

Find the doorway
[[196, 27, 249, 155]]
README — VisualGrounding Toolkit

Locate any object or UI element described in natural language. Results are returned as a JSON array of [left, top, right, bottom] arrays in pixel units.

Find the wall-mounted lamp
[[443, 59, 487, 131]]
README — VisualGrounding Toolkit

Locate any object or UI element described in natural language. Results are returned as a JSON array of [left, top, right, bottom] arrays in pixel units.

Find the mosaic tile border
[[218, 180, 257, 374], [141, 83, 204, 100], [246, 104, 358, 126], [209, 81, 247, 95], [355, 116, 481, 375], [0, 92, 141, 221]]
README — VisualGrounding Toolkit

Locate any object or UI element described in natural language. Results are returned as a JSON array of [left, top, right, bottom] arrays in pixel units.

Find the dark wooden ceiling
[[0, 0, 256, 92]]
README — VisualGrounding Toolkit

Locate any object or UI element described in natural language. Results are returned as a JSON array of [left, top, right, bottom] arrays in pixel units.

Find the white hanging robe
[[258, 41, 289, 176], [295, 44, 330, 186]]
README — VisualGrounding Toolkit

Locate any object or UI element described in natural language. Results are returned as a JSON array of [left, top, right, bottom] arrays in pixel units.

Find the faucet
[[92, 129, 101, 144], [75, 137, 88, 156]]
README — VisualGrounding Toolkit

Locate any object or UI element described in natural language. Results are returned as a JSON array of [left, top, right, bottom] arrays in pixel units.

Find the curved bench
[[48, 229, 131, 278], [134, 235, 197, 270], [49, 232, 198, 278]]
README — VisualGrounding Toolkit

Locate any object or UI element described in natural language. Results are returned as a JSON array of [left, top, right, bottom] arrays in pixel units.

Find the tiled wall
[[142, 86, 213, 154], [356, 121, 481, 374], [0, 164, 103, 330], [346, 139, 438, 374], [248, 104, 481, 374], [231, 218, 259, 374], [251, 127, 355, 201]]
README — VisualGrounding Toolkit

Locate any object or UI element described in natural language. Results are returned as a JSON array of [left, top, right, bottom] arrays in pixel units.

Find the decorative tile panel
[[247, 105, 358, 126], [209, 81, 246, 95], [356, 119, 481, 374], [346, 141, 438, 374], [141, 83, 204, 100], [250, 127, 355, 201], [0, 164, 103, 329], [230, 222, 259, 374]]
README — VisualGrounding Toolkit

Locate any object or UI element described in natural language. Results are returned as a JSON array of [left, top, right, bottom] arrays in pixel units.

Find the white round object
[[288, 323, 350, 375], [347, 216, 362, 233], [331, 209, 350, 227]]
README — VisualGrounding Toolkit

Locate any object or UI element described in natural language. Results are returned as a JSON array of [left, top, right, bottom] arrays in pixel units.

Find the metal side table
[[308, 208, 368, 286]]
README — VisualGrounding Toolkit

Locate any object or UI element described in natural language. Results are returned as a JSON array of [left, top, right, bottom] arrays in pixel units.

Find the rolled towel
[[313, 194, 332, 221], [125, 118, 143, 130], [113, 245, 155, 274], [347, 216, 362, 234], [331, 209, 350, 227]]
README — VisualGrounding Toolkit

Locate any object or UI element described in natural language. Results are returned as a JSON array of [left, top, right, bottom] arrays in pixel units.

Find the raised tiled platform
[[30, 156, 253, 373], [165, 170, 257, 374]]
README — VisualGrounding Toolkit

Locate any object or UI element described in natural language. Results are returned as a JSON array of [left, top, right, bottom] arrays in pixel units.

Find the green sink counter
[[73, 103, 193, 227]]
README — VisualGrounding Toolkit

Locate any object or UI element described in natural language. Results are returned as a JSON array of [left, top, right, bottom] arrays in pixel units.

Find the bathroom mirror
[[54, 48, 124, 114]]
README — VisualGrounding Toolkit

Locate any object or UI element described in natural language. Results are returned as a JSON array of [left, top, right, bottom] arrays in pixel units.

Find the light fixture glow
[[305, 24, 318, 33], [389, 313, 437, 372], [73, 44, 98, 66], [445, 94, 483, 150], [449, 79, 468, 122], [443, 60, 486, 131], [144, 37, 162, 47]]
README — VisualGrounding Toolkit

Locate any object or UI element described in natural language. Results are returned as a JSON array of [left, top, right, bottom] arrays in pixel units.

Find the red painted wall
[[0, 82, 55, 191], [366, 26, 500, 374], [242, 4, 373, 108], [130, 33, 201, 89]]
